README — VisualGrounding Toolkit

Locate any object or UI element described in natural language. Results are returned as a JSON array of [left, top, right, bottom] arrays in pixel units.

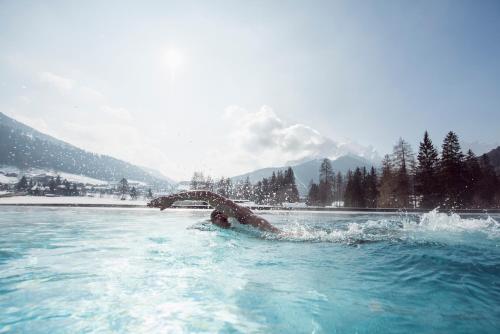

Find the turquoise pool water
[[0, 207, 499, 333]]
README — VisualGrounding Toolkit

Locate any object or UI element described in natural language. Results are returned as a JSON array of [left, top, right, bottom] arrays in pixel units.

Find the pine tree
[[415, 131, 440, 208], [318, 158, 334, 206], [216, 177, 227, 196], [130, 186, 138, 200], [319, 158, 334, 184], [242, 176, 252, 200], [334, 172, 344, 206], [343, 170, 354, 207], [440, 131, 465, 208], [63, 179, 71, 196], [351, 168, 365, 207], [225, 178, 233, 198], [365, 166, 379, 208], [307, 181, 320, 206], [16, 176, 28, 191], [71, 183, 79, 196], [253, 181, 264, 204], [190, 172, 205, 190], [284, 167, 299, 202], [378, 155, 395, 208], [262, 178, 270, 204], [48, 177, 56, 192], [270, 172, 277, 204], [205, 176, 215, 192], [119, 178, 129, 199], [392, 138, 414, 208], [275, 170, 285, 203], [463, 150, 482, 207]]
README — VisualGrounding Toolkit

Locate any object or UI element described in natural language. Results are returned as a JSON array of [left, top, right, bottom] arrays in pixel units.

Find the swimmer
[[148, 190, 281, 233]]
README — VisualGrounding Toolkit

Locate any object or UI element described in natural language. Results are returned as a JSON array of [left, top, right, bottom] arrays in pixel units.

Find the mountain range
[[486, 146, 500, 174], [0, 112, 172, 187]]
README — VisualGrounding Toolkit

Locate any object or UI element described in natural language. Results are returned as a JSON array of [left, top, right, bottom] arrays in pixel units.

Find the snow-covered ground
[[1, 195, 260, 208], [282, 202, 307, 208], [0, 195, 148, 206], [0, 174, 18, 184], [0, 165, 109, 185], [127, 180, 148, 187], [0, 165, 20, 174], [55, 172, 108, 185]]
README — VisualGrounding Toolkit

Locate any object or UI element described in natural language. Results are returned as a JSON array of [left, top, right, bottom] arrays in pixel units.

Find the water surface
[[0, 207, 499, 333]]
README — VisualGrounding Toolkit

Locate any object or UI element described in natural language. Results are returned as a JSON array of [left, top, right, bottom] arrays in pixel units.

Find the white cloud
[[38, 72, 106, 105], [224, 105, 380, 169], [39, 71, 74, 92], [79, 86, 105, 102], [37, 71, 134, 124], [100, 105, 133, 122]]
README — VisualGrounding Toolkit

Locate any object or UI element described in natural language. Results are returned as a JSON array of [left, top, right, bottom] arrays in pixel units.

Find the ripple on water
[[0, 250, 23, 265]]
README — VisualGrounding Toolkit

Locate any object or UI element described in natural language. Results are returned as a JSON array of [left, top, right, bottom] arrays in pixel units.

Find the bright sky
[[1, 0, 499, 180]]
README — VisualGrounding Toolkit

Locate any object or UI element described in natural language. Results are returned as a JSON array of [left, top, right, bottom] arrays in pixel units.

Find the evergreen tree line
[[307, 162, 379, 208], [414, 131, 499, 208], [252, 168, 300, 204], [190, 172, 236, 197], [344, 167, 379, 208], [189, 167, 300, 204], [16, 175, 81, 196], [306, 131, 500, 209]]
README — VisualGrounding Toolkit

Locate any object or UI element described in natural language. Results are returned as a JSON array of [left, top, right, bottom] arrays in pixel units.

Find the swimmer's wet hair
[[210, 210, 224, 221]]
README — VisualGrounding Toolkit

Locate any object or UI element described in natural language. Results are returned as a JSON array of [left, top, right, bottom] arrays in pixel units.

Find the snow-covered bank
[[1, 195, 499, 214], [0, 195, 148, 206]]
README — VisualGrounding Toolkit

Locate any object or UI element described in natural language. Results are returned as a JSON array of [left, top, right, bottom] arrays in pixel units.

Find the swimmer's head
[[210, 210, 231, 228]]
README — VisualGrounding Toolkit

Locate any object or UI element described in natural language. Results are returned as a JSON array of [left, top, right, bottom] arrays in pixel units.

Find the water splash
[[414, 209, 499, 235], [263, 209, 500, 244], [265, 219, 404, 244]]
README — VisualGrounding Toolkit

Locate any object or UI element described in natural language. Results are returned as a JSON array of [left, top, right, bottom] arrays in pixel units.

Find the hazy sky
[[1, 0, 499, 180]]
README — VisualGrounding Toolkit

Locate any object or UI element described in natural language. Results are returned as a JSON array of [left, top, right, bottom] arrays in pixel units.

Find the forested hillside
[[0, 112, 171, 187]]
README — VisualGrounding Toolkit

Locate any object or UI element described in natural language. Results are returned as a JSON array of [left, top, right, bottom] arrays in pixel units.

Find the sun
[[163, 48, 184, 72]]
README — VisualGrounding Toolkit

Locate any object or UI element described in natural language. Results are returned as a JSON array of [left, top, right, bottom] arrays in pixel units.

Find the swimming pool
[[1, 207, 499, 333]]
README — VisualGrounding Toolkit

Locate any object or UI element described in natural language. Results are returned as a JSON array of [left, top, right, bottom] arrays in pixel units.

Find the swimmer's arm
[[148, 191, 280, 233], [148, 191, 252, 218]]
